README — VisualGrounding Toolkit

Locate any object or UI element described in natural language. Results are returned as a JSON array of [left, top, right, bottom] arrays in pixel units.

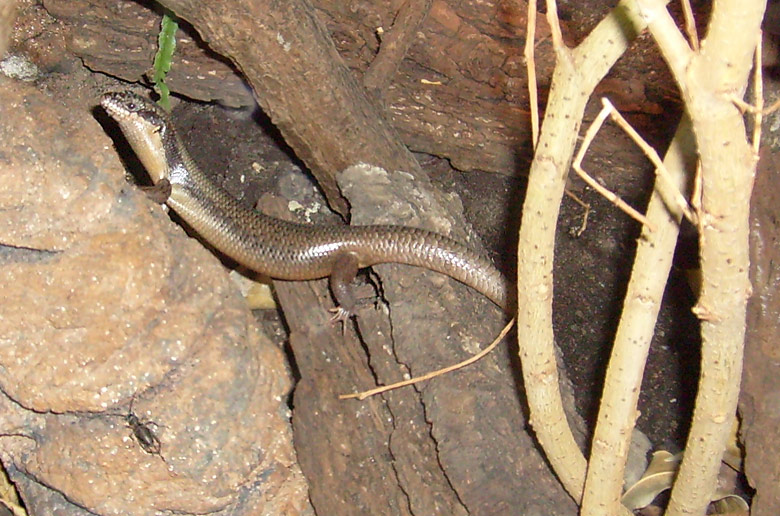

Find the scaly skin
[[101, 91, 509, 314]]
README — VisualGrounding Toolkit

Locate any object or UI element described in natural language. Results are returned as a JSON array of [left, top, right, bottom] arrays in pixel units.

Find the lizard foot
[[328, 306, 354, 335]]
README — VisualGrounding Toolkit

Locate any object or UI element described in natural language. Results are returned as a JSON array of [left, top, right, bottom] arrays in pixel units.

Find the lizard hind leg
[[328, 252, 361, 324]]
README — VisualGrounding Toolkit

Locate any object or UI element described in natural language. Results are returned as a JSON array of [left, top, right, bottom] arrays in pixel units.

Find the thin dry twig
[[681, 0, 699, 50], [752, 31, 764, 155], [573, 97, 698, 230], [600, 98, 698, 225], [564, 189, 591, 236], [545, 0, 565, 51], [729, 95, 755, 112], [726, 34, 767, 159], [765, 97, 780, 114], [572, 102, 655, 230], [730, 94, 779, 115], [525, 0, 540, 147], [691, 159, 702, 214], [339, 318, 515, 400]]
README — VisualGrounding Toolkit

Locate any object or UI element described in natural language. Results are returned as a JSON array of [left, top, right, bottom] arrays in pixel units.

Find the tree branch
[[580, 117, 697, 515], [635, 0, 766, 514], [517, 0, 666, 504]]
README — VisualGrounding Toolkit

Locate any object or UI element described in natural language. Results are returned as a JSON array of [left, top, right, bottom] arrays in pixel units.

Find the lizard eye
[[126, 101, 138, 111]]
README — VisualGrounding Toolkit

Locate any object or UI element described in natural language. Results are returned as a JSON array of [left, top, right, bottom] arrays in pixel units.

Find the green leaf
[[152, 12, 178, 111]]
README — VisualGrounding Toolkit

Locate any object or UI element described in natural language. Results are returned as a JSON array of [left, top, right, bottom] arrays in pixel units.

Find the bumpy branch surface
[[580, 118, 697, 516], [516, 0, 666, 504], [636, 0, 765, 514]]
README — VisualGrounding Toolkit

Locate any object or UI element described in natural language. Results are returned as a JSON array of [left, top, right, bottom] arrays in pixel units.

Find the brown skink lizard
[[100, 91, 510, 317]]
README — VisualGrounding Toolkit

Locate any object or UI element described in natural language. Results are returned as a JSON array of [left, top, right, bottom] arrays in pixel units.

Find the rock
[[43, 0, 254, 107], [0, 77, 309, 515]]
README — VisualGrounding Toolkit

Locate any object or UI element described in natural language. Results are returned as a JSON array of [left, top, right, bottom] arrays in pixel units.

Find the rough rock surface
[[0, 78, 310, 515], [43, 0, 253, 107]]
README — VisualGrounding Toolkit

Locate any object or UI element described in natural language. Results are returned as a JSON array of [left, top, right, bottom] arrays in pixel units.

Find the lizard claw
[[328, 306, 353, 335], [328, 306, 353, 322]]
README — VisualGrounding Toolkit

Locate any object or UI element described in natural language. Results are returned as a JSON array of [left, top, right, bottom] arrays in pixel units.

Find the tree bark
[[155, 0, 435, 217]]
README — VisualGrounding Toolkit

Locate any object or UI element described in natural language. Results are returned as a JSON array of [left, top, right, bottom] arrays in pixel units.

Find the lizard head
[[101, 91, 171, 184]]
